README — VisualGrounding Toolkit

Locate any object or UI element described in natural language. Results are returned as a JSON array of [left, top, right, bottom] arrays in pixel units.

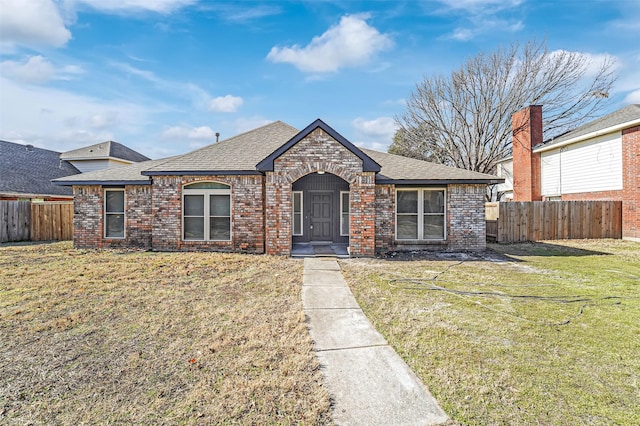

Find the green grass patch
[[341, 240, 640, 425]]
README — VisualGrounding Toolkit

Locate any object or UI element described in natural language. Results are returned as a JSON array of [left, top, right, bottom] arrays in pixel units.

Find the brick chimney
[[512, 105, 543, 201]]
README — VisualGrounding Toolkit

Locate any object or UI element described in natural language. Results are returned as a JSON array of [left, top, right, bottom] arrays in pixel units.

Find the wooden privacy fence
[[487, 201, 622, 243], [1, 201, 73, 243]]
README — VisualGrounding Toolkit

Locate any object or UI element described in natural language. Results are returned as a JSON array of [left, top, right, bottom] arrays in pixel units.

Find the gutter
[[141, 170, 262, 176], [534, 118, 640, 153], [52, 180, 151, 186], [375, 178, 504, 185]]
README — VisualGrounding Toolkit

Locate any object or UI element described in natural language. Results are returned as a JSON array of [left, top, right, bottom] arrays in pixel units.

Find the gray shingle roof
[[55, 120, 501, 185], [53, 157, 179, 185], [362, 149, 502, 183], [143, 121, 299, 174], [0, 140, 80, 197], [60, 140, 150, 163], [538, 104, 640, 149]]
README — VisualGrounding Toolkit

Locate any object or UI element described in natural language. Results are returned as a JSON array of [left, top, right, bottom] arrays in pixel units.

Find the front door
[[310, 192, 333, 241]]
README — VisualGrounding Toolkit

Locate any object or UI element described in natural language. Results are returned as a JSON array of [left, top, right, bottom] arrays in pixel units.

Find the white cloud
[[437, 0, 522, 13], [548, 50, 619, 78], [0, 0, 71, 49], [209, 95, 244, 113], [89, 111, 121, 129], [450, 28, 474, 41], [200, 3, 281, 22], [624, 89, 640, 104], [110, 61, 213, 110], [435, 0, 524, 41], [0, 76, 148, 152], [233, 117, 273, 134], [0, 55, 84, 84], [352, 116, 397, 150], [68, 0, 197, 14], [446, 18, 523, 41], [353, 117, 397, 138], [161, 125, 216, 141], [267, 14, 393, 73], [614, 53, 640, 103]]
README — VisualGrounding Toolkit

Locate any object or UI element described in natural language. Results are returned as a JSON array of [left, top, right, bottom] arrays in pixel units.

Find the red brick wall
[[265, 127, 375, 256], [512, 105, 543, 201], [72, 184, 152, 249], [151, 175, 265, 253], [447, 184, 487, 250], [374, 184, 395, 252], [622, 125, 640, 239], [373, 183, 487, 253], [560, 190, 623, 201]]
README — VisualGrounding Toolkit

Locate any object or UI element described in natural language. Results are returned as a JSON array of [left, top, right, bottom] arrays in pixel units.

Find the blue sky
[[1, 0, 639, 159]]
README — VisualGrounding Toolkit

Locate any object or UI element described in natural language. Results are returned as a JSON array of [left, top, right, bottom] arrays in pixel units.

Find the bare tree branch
[[391, 39, 617, 181]]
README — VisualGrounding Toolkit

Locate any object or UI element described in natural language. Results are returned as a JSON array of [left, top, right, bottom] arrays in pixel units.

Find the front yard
[[341, 239, 640, 425], [0, 242, 331, 424], [2, 240, 638, 425]]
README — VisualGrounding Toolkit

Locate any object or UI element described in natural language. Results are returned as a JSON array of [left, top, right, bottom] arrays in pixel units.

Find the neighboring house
[[54, 119, 502, 256], [1, 139, 151, 202], [495, 158, 514, 201], [498, 104, 640, 240], [0, 140, 79, 201], [60, 140, 150, 172]]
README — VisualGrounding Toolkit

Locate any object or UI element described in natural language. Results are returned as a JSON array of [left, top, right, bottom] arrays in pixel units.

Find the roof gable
[[54, 157, 179, 186], [60, 140, 150, 163], [256, 119, 381, 173]]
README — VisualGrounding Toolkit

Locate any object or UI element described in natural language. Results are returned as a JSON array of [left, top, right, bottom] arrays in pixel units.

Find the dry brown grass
[[341, 240, 640, 425], [0, 242, 331, 425]]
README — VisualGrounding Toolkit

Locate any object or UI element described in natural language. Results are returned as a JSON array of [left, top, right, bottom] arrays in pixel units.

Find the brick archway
[[264, 127, 376, 256]]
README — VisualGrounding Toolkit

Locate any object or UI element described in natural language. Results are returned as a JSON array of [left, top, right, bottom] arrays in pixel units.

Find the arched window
[[182, 182, 231, 241]]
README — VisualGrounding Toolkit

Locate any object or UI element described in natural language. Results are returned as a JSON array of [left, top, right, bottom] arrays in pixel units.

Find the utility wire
[[386, 261, 625, 326]]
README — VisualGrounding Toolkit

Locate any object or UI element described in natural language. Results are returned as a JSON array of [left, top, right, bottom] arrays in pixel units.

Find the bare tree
[[392, 40, 616, 176]]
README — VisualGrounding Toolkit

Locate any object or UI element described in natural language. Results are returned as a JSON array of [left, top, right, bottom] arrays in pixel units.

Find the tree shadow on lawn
[[490, 241, 610, 258], [380, 241, 609, 263]]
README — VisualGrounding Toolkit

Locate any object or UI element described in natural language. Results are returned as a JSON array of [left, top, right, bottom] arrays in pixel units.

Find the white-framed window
[[104, 188, 125, 239], [396, 188, 446, 241], [182, 182, 231, 241], [292, 191, 303, 236], [340, 191, 349, 236]]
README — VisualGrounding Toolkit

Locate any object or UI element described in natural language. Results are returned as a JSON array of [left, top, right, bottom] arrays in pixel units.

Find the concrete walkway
[[302, 258, 449, 425]]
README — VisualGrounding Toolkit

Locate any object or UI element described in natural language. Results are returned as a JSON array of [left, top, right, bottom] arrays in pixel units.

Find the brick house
[[54, 119, 502, 256], [497, 104, 640, 240]]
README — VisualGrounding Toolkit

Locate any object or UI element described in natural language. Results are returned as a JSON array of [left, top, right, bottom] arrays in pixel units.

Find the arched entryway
[[291, 172, 350, 256]]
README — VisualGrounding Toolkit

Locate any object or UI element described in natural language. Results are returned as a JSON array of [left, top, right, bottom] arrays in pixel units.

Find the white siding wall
[[541, 151, 561, 196], [543, 131, 622, 195], [496, 161, 513, 192], [69, 159, 130, 173]]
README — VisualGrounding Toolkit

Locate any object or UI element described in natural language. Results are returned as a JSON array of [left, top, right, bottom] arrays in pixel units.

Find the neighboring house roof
[[0, 140, 80, 197], [142, 121, 299, 175], [54, 120, 502, 186], [362, 149, 502, 184], [535, 104, 640, 152], [53, 157, 179, 185], [257, 119, 381, 173], [60, 140, 151, 163]]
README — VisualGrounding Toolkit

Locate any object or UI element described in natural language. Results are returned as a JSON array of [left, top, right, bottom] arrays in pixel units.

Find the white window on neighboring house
[[396, 188, 446, 241], [104, 188, 125, 238], [340, 191, 349, 236], [292, 191, 303, 236], [182, 182, 231, 241]]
